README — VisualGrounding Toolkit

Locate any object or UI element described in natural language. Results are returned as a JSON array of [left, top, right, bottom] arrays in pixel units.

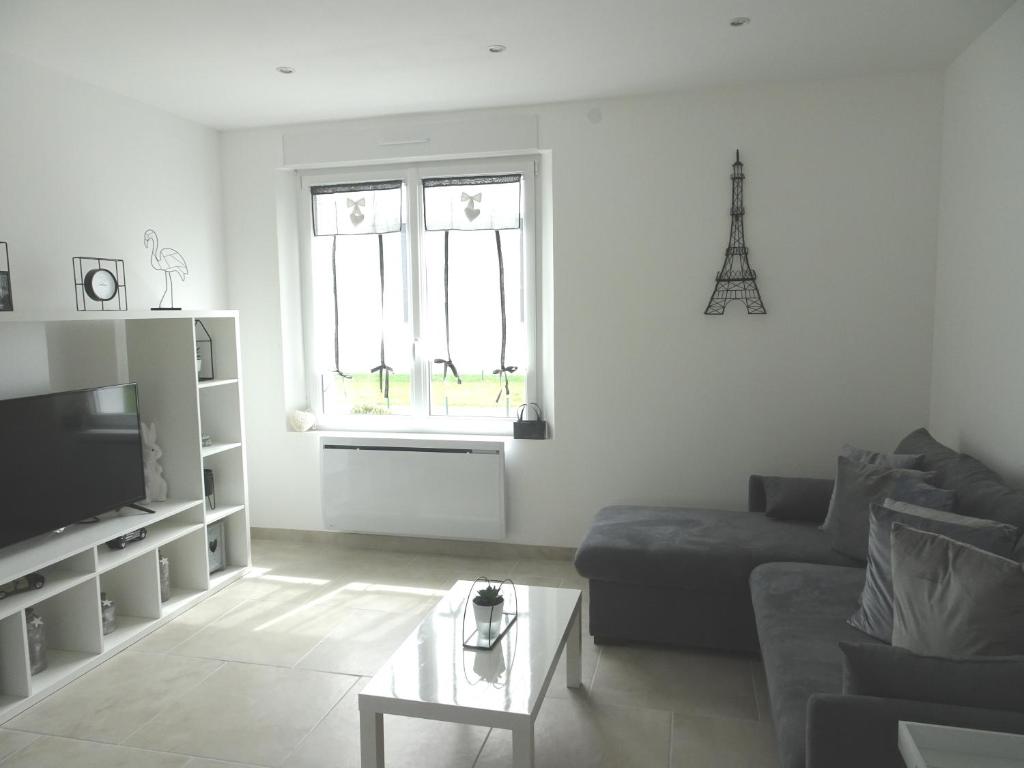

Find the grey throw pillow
[[892, 525, 1024, 656], [822, 457, 955, 562], [841, 444, 923, 469], [840, 642, 1024, 712], [849, 500, 1019, 642], [750, 475, 834, 523]]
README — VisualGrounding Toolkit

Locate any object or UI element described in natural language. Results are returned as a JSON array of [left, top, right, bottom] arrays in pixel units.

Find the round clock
[[83, 268, 119, 302]]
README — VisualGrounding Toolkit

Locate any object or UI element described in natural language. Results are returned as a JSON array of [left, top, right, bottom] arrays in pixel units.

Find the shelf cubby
[[195, 316, 239, 381], [99, 551, 161, 651], [159, 529, 211, 617], [199, 382, 242, 446], [201, 449, 245, 517], [29, 579, 103, 696]]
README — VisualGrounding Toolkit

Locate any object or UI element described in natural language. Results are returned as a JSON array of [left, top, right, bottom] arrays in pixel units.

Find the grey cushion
[[842, 443, 923, 469], [897, 428, 1024, 532], [892, 525, 1024, 656], [840, 642, 1024, 712], [749, 475, 834, 523], [750, 562, 875, 768], [574, 505, 857, 593], [822, 457, 955, 562], [849, 500, 1019, 642]]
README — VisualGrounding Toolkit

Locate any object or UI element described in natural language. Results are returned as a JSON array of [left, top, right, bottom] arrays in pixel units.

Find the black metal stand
[[126, 503, 158, 514]]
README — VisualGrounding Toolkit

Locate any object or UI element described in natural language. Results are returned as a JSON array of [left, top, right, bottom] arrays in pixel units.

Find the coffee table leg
[[359, 709, 384, 768], [512, 723, 535, 768], [566, 603, 582, 688]]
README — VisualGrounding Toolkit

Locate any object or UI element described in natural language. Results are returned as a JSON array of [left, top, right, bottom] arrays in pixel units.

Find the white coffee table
[[899, 721, 1024, 767], [358, 579, 583, 768]]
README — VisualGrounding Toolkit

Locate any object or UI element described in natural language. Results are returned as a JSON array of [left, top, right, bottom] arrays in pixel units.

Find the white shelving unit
[[0, 310, 251, 723]]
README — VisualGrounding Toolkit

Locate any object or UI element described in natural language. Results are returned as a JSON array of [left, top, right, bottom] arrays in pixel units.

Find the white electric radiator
[[320, 436, 506, 540]]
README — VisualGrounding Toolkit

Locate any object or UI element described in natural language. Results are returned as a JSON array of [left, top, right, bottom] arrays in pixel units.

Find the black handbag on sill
[[514, 403, 547, 439]]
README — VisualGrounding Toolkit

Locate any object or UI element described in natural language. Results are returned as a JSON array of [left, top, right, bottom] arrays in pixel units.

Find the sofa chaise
[[574, 428, 1024, 768]]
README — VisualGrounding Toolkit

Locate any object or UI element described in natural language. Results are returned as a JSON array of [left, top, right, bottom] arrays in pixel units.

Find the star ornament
[[29, 616, 44, 629], [102, 599, 113, 608]]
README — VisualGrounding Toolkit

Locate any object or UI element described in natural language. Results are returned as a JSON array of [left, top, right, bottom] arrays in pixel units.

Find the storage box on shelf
[[0, 311, 250, 724]]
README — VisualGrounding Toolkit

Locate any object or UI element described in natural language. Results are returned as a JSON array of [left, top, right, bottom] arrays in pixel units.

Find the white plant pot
[[473, 598, 504, 641]]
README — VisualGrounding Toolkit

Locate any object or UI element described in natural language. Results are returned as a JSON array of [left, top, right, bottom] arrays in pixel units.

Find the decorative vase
[[159, 555, 171, 602], [101, 592, 117, 636], [473, 597, 504, 641], [25, 608, 47, 675]]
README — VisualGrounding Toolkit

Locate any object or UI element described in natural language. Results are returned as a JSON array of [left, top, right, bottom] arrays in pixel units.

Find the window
[[302, 159, 537, 430]]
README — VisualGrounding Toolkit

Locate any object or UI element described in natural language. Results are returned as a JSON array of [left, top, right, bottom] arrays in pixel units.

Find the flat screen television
[[0, 383, 146, 550]]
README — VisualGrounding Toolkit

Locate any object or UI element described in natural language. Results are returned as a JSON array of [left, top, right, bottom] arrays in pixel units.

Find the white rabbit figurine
[[141, 422, 168, 502]]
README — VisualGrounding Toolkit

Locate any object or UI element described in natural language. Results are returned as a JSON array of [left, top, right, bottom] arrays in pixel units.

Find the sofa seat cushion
[[575, 505, 858, 593], [751, 562, 878, 768]]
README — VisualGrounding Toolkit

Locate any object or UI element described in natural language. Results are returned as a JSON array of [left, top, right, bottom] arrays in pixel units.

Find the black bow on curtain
[[433, 230, 461, 384], [329, 235, 352, 380], [492, 229, 517, 402], [369, 234, 394, 398]]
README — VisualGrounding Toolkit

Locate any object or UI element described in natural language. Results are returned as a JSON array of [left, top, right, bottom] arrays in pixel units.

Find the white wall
[[222, 71, 945, 546], [0, 52, 226, 398], [930, 1, 1024, 484]]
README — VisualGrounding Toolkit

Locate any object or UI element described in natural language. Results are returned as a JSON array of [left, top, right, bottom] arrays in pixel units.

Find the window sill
[[291, 415, 517, 440]]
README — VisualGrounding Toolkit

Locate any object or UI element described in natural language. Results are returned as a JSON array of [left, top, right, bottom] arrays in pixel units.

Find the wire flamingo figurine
[[145, 229, 188, 310]]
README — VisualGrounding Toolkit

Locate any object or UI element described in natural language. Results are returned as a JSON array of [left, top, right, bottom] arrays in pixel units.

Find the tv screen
[[0, 383, 146, 550]]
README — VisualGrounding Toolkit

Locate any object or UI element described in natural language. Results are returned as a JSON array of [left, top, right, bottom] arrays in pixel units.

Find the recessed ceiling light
[[488, 44, 507, 54], [276, 66, 295, 74], [730, 16, 750, 27]]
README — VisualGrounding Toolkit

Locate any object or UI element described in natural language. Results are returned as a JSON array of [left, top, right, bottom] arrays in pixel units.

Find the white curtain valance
[[423, 175, 522, 232], [312, 180, 403, 236]]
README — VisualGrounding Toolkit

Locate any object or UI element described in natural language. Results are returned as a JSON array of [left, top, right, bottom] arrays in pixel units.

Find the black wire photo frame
[[195, 319, 215, 381], [73, 257, 128, 311], [0, 242, 12, 312]]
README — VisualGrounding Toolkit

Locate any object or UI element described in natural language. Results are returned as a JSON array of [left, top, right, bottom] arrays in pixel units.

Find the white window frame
[[298, 156, 540, 435]]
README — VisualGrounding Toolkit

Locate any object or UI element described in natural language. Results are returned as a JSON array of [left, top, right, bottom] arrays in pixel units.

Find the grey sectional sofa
[[574, 428, 1024, 768]]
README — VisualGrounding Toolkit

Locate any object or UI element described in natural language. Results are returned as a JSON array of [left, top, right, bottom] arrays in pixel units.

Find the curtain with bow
[[311, 180, 403, 398], [423, 175, 523, 402]]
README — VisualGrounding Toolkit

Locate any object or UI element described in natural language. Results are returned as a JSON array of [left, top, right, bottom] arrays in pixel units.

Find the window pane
[[424, 228, 527, 417], [311, 228, 412, 416]]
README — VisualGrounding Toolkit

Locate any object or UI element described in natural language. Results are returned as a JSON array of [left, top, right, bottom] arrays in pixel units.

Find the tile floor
[[0, 539, 778, 767]]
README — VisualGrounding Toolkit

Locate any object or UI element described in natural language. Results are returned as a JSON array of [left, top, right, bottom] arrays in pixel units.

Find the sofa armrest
[[748, 475, 834, 522], [806, 693, 1024, 768]]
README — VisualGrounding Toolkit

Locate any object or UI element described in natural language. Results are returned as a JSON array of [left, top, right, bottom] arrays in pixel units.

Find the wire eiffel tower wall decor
[[704, 150, 766, 315]]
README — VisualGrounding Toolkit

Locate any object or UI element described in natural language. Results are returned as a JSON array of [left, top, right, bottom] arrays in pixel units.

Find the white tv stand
[[0, 311, 250, 723]]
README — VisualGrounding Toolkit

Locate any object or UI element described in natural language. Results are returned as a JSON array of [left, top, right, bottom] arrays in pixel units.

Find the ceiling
[[0, 0, 1012, 130]]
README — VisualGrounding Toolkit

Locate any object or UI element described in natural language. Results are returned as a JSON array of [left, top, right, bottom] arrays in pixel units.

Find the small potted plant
[[473, 584, 504, 639]]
